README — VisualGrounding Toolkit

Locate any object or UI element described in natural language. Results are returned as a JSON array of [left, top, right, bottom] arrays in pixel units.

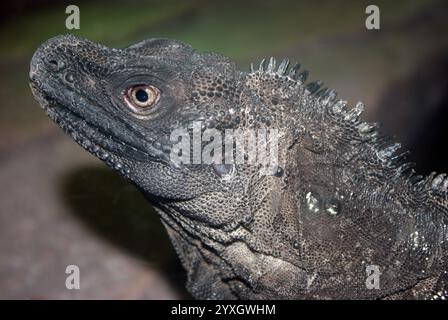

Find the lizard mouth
[[29, 78, 164, 169]]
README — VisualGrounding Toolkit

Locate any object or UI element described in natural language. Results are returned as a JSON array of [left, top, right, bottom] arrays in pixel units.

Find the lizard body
[[30, 35, 448, 299]]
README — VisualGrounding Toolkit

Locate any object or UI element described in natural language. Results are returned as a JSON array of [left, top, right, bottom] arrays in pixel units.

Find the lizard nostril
[[65, 73, 75, 83], [47, 59, 65, 71]]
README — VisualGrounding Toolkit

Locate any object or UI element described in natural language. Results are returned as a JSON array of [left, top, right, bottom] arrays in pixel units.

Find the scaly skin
[[30, 35, 448, 299]]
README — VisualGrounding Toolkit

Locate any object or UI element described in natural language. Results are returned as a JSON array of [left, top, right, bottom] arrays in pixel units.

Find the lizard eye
[[124, 84, 160, 112]]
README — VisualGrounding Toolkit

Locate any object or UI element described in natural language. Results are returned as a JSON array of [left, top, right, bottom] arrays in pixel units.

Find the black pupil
[[135, 89, 149, 103]]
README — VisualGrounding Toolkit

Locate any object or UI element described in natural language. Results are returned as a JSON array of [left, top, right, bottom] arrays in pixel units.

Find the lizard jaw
[[29, 79, 134, 175], [29, 45, 167, 169]]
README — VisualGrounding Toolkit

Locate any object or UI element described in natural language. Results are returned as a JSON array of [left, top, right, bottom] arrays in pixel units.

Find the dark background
[[0, 0, 447, 299]]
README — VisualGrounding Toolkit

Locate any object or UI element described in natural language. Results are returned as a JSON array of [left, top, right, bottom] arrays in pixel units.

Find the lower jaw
[[31, 86, 131, 176], [31, 81, 165, 174]]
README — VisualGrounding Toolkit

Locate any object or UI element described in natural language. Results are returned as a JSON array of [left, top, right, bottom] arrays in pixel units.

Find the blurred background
[[0, 0, 447, 299]]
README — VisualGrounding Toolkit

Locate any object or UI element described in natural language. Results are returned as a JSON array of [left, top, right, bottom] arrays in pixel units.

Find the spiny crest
[[251, 56, 309, 83], [431, 173, 448, 193], [329, 99, 448, 196], [251, 57, 339, 104], [250, 58, 448, 197], [407, 171, 448, 201], [329, 100, 416, 174]]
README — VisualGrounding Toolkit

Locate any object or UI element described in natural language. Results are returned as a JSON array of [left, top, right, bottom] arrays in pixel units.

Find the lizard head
[[29, 34, 251, 202]]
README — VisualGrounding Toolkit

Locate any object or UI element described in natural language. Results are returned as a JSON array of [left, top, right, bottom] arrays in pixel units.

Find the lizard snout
[[30, 35, 73, 85]]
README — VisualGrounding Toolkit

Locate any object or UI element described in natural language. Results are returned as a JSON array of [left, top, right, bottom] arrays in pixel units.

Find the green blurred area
[[0, 0, 447, 147], [0, 0, 438, 61]]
